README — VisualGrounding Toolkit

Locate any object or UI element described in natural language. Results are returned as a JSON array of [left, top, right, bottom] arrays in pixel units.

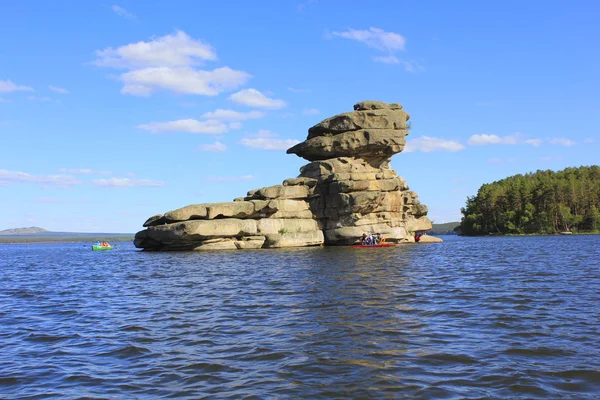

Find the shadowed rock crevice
[[135, 101, 436, 251]]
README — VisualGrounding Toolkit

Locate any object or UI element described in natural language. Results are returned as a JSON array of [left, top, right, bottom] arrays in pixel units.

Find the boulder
[[288, 129, 407, 162], [192, 238, 238, 251], [257, 218, 321, 235], [307, 109, 409, 139], [164, 204, 208, 222], [206, 201, 255, 220], [354, 100, 402, 111], [282, 177, 318, 187], [143, 214, 166, 227], [247, 185, 310, 200], [143, 219, 258, 244], [410, 216, 433, 232], [134, 101, 439, 250], [264, 230, 324, 248]]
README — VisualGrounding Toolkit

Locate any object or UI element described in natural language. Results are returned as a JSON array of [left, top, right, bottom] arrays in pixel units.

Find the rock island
[[134, 101, 439, 250]]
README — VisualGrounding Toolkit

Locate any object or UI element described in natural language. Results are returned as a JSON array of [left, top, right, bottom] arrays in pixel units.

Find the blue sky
[[1, 1, 598, 233]]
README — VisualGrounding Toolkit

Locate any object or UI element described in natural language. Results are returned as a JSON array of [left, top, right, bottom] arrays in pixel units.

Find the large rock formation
[[134, 101, 435, 251]]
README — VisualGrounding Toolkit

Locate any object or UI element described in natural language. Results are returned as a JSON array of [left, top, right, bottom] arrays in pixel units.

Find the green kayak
[[92, 245, 113, 251]]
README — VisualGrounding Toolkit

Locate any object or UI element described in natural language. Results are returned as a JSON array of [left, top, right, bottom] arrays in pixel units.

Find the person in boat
[[375, 233, 381, 244], [414, 232, 422, 242], [361, 233, 367, 245], [367, 233, 374, 245]]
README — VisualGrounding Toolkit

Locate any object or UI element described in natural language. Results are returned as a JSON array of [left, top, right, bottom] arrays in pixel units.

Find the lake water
[[1, 235, 599, 399]]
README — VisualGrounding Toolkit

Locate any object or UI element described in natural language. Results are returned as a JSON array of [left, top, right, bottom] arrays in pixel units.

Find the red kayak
[[350, 243, 396, 249]]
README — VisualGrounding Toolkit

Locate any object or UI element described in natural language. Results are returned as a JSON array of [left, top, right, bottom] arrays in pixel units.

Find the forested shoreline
[[458, 166, 600, 235]]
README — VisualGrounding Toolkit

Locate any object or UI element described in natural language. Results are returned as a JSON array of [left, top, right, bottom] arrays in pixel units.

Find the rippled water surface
[[1, 235, 599, 399]]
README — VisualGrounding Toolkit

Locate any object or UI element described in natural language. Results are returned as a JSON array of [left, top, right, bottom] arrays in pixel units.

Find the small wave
[[502, 346, 576, 357], [98, 344, 152, 359], [418, 352, 479, 365], [119, 324, 150, 332], [508, 383, 548, 395], [24, 333, 72, 343], [177, 362, 240, 373], [551, 369, 600, 382]]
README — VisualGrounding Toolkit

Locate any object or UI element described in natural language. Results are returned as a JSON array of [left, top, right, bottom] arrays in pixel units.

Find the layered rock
[[135, 101, 436, 251]]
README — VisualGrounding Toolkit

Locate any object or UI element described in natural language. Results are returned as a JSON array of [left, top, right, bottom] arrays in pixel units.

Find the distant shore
[[0, 234, 133, 244]]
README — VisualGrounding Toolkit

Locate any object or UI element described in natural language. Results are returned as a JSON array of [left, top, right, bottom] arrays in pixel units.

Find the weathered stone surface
[[247, 185, 310, 200], [418, 234, 443, 243], [282, 177, 318, 187], [206, 202, 255, 220], [412, 203, 428, 217], [164, 204, 208, 222], [144, 219, 257, 243], [257, 218, 321, 235], [307, 109, 409, 139], [264, 230, 324, 248], [192, 238, 238, 251], [234, 236, 266, 249], [327, 178, 401, 194], [410, 216, 433, 232], [299, 157, 386, 180], [270, 210, 314, 219], [135, 101, 438, 250], [143, 214, 165, 227], [354, 101, 402, 111], [288, 129, 407, 162]]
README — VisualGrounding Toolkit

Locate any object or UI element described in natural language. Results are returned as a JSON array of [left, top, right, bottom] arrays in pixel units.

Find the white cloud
[[59, 168, 111, 175], [93, 31, 251, 96], [239, 130, 300, 150], [198, 141, 227, 152], [94, 30, 216, 68], [138, 119, 227, 134], [373, 55, 400, 64], [228, 122, 242, 130], [0, 169, 81, 187], [288, 87, 311, 93], [331, 27, 421, 71], [404, 136, 465, 153], [203, 175, 255, 182], [120, 66, 250, 96], [112, 5, 136, 19], [488, 157, 518, 164], [201, 109, 265, 120], [48, 85, 69, 94], [468, 133, 542, 147], [0, 80, 34, 93], [332, 27, 406, 52], [229, 88, 287, 109], [524, 138, 542, 147], [93, 177, 165, 188], [550, 138, 575, 146], [467, 134, 518, 145], [302, 108, 320, 116], [584, 138, 594, 143]]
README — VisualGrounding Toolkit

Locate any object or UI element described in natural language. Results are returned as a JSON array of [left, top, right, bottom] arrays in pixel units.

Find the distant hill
[[430, 222, 460, 235], [0, 226, 48, 235], [0, 227, 133, 244]]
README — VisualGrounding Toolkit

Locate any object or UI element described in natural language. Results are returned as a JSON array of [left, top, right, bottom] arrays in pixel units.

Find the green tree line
[[458, 166, 600, 235]]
